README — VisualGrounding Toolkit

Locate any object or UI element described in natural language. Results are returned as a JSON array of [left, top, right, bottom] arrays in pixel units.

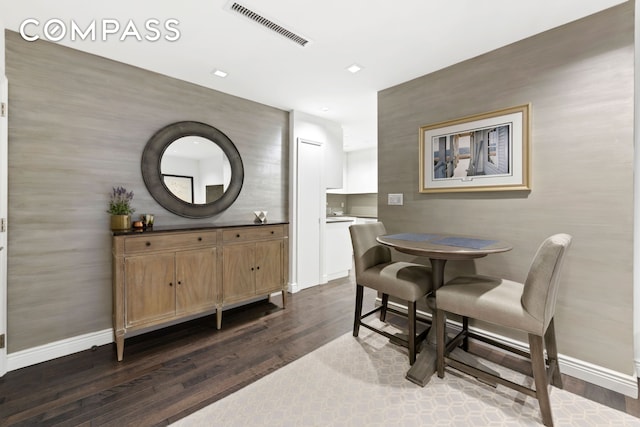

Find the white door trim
[[0, 75, 8, 376]]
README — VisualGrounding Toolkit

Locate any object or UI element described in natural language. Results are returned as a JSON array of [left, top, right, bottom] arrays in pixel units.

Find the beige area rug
[[172, 322, 640, 427]]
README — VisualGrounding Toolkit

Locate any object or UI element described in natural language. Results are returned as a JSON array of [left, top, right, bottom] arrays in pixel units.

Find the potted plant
[[107, 186, 135, 231]]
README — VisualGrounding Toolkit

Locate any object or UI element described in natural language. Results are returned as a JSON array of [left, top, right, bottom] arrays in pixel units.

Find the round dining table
[[376, 232, 513, 386]]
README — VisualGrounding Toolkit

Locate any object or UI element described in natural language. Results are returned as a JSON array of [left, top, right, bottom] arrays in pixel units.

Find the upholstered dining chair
[[349, 222, 433, 365], [435, 233, 572, 427]]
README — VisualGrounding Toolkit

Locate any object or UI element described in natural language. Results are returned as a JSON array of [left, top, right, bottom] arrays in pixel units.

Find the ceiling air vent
[[227, 2, 310, 47]]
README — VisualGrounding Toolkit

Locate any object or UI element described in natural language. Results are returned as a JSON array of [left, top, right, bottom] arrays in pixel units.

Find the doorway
[[295, 139, 323, 290]]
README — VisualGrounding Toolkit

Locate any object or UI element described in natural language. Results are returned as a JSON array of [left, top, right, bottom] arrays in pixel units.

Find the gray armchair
[[350, 222, 433, 364], [435, 233, 572, 427]]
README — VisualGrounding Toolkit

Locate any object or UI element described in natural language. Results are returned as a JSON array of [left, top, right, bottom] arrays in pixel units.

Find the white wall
[[289, 110, 343, 292], [633, 0, 640, 376], [291, 111, 343, 189], [199, 152, 228, 201], [0, 24, 4, 76], [0, 21, 7, 377]]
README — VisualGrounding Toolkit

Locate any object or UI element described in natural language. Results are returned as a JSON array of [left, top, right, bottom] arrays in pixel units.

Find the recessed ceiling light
[[321, 107, 330, 112], [347, 64, 362, 74], [212, 69, 228, 78]]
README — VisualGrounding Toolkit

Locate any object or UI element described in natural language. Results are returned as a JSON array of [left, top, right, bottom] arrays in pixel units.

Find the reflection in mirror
[[160, 136, 231, 205]]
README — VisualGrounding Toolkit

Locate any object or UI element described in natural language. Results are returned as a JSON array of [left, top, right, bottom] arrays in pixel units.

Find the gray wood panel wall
[[378, 3, 635, 374], [5, 30, 289, 352]]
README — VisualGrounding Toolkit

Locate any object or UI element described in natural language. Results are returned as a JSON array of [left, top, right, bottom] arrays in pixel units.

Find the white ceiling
[[0, 0, 627, 151]]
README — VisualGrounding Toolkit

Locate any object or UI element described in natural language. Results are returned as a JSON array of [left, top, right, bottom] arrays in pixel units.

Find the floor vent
[[227, 2, 310, 47]]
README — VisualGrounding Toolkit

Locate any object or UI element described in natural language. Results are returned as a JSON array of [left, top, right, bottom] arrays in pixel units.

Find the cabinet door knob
[[251, 267, 254, 271], [169, 282, 173, 287], [236, 234, 240, 238], [145, 242, 151, 246], [256, 266, 260, 270], [198, 237, 202, 241], [178, 281, 182, 285], [271, 231, 274, 234]]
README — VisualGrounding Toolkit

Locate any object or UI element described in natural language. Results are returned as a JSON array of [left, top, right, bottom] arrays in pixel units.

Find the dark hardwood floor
[[1, 276, 639, 426]]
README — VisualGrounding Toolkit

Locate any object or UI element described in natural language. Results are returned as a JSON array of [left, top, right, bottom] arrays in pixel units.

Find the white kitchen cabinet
[[327, 147, 377, 194], [326, 161, 347, 194], [354, 217, 378, 225], [347, 148, 377, 193], [324, 132, 344, 190], [324, 219, 354, 280]]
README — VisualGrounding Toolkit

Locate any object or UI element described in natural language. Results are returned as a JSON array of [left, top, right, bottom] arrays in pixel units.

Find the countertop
[[326, 217, 355, 223], [325, 214, 377, 223], [112, 220, 289, 236]]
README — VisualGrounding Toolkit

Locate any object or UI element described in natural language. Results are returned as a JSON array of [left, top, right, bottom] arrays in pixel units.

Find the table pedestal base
[[406, 298, 499, 387], [406, 340, 438, 386], [406, 330, 500, 387], [406, 291, 440, 386]]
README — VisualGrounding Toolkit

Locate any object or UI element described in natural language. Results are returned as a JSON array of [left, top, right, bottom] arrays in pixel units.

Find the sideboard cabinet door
[[255, 240, 283, 295], [176, 248, 217, 315], [222, 243, 256, 303], [125, 252, 175, 328], [222, 240, 284, 304]]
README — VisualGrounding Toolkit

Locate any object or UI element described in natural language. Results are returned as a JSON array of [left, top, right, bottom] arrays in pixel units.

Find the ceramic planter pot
[[110, 214, 131, 231]]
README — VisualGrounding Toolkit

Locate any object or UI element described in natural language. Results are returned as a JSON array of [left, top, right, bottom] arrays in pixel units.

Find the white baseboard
[[288, 281, 299, 293], [289, 280, 329, 294], [560, 354, 638, 398], [8, 302, 639, 399], [7, 329, 113, 372], [385, 301, 639, 398], [6, 293, 284, 372], [326, 270, 349, 281], [473, 326, 638, 398]]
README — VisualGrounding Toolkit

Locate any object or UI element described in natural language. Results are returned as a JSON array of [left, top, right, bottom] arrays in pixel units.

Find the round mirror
[[142, 121, 244, 218]]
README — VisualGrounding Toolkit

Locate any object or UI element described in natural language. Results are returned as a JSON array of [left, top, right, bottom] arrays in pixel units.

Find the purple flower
[[107, 186, 135, 215]]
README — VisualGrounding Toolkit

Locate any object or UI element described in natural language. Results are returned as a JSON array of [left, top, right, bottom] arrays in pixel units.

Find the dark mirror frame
[[141, 121, 244, 218]]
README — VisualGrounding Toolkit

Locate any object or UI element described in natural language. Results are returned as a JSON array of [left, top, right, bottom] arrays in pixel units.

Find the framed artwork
[[419, 104, 530, 193], [162, 174, 194, 203]]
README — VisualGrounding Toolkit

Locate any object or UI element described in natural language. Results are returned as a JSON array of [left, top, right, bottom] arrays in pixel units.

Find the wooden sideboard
[[112, 222, 289, 361]]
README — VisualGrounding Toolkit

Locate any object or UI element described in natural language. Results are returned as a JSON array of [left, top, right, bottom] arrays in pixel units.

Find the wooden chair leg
[[529, 334, 554, 427], [544, 318, 563, 388], [353, 284, 364, 337], [408, 301, 416, 365], [436, 308, 446, 378], [462, 316, 469, 351], [380, 293, 389, 322]]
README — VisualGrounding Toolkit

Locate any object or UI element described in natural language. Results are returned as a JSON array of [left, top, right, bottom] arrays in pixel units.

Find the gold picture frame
[[419, 104, 530, 193]]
